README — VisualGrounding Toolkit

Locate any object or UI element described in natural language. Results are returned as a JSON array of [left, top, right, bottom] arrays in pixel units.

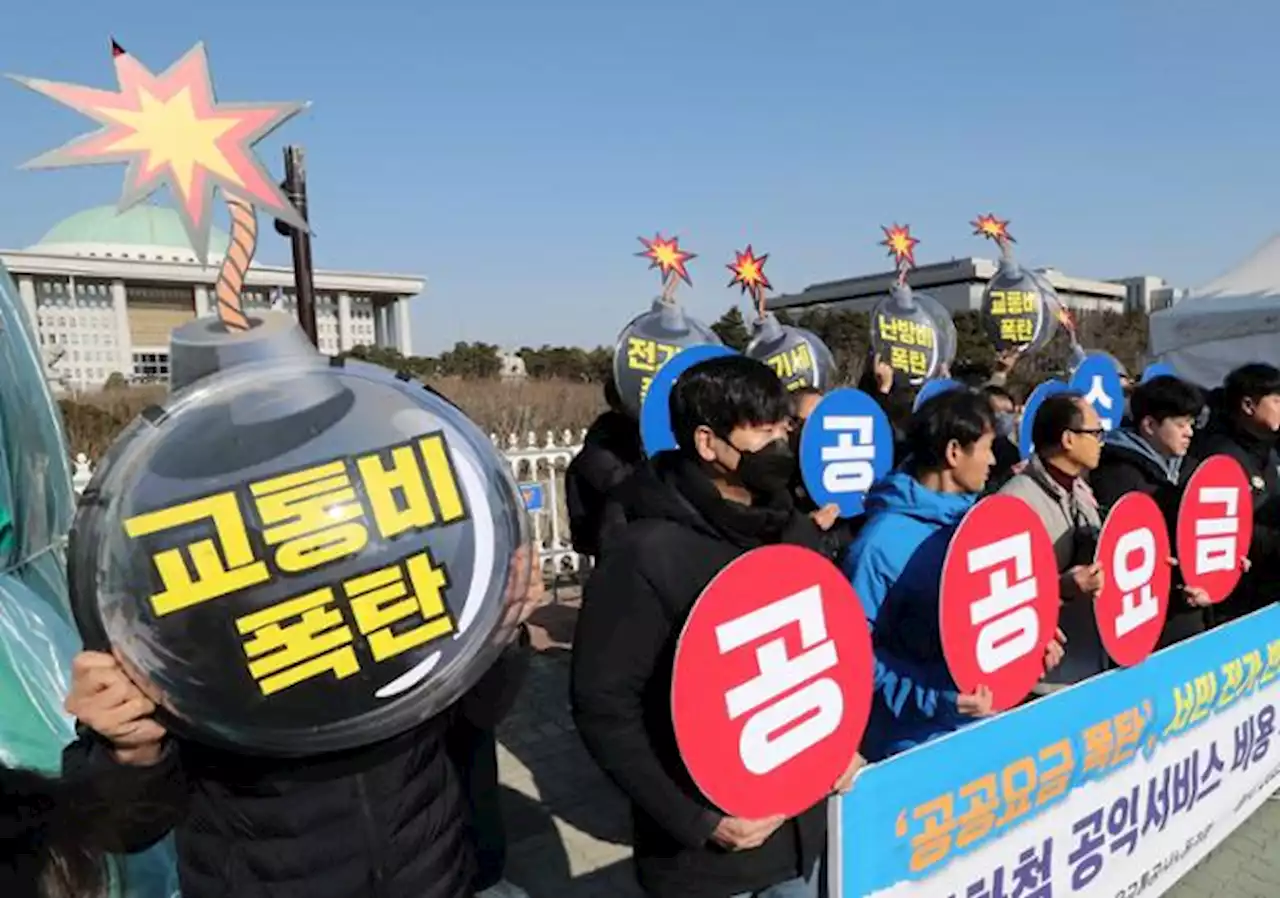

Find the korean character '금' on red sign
[[355, 433, 468, 540], [124, 492, 272, 616], [250, 461, 369, 575], [236, 588, 361, 696], [344, 551, 455, 662]]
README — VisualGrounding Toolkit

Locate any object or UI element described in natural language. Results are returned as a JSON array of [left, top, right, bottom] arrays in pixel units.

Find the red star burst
[[972, 213, 1015, 245], [726, 245, 772, 301], [9, 40, 308, 263], [880, 223, 920, 269], [636, 233, 696, 286]]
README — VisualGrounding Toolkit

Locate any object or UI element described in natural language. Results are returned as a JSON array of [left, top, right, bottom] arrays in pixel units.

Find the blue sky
[[2, 1, 1277, 355]]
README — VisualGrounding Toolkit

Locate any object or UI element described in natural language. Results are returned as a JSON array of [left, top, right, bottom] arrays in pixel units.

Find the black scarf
[[667, 454, 797, 550]]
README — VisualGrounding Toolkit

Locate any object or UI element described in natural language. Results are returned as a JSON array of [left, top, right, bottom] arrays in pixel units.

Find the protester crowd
[[4, 354, 1279, 898]]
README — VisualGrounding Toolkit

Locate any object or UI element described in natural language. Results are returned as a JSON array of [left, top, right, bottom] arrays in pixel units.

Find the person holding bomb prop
[[13, 40, 547, 898], [573, 355, 861, 898]]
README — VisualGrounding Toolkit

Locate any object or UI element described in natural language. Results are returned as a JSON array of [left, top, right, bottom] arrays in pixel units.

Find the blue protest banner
[[519, 482, 545, 513], [799, 388, 894, 518], [639, 344, 737, 456], [828, 606, 1280, 898], [913, 378, 963, 412], [1018, 379, 1070, 459], [1142, 362, 1177, 383], [1070, 352, 1126, 432]]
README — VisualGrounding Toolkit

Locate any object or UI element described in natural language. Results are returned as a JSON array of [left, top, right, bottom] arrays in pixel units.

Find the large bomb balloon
[[868, 225, 956, 384], [69, 314, 530, 757], [613, 235, 722, 416], [972, 214, 1078, 355], [727, 244, 836, 392]]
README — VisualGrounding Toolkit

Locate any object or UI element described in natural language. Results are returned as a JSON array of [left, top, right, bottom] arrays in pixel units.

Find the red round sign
[[1176, 454, 1254, 605], [671, 544, 873, 820], [940, 495, 1061, 713], [1094, 493, 1172, 668]]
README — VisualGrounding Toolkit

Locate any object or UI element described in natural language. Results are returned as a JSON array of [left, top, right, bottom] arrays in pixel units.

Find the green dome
[[30, 205, 230, 257]]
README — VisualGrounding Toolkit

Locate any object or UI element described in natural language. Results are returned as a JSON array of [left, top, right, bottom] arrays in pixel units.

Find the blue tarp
[[0, 260, 179, 896]]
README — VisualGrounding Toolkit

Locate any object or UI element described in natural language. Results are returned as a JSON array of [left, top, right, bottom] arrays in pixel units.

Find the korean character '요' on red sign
[[236, 588, 361, 697], [355, 434, 467, 540], [1232, 706, 1276, 773], [906, 795, 958, 873], [1009, 839, 1052, 898], [344, 551, 455, 662], [124, 492, 272, 617], [1067, 809, 1106, 891], [1106, 786, 1141, 857], [250, 461, 370, 575]]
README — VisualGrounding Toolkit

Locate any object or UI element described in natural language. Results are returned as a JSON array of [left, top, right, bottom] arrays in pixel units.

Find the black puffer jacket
[[566, 411, 644, 557], [573, 453, 829, 898], [63, 641, 530, 898]]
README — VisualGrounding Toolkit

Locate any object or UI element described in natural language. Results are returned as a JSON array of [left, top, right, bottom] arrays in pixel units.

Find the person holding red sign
[[998, 392, 1108, 691], [841, 389, 1005, 761], [572, 356, 846, 898], [1185, 363, 1280, 622], [1091, 375, 1213, 645]]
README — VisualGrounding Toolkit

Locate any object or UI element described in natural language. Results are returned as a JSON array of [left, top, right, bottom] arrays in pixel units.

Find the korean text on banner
[[830, 606, 1280, 898]]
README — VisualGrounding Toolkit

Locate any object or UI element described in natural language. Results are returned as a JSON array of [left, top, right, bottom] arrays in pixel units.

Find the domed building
[[0, 204, 424, 388]]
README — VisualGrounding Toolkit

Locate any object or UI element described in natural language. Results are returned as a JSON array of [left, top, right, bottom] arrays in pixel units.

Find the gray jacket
[[999, 455, 1106, 690]]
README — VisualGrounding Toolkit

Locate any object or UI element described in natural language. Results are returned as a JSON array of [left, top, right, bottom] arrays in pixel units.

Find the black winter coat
[[1185, 416, 1280, 621], [572, 453, 829, 898], [1090, 436, 1207, 647], [566, 411, 644, 557], [63, 639, 530, 898]]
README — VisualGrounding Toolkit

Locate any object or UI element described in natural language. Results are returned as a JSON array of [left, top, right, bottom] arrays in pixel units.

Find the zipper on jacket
[[354, 772, 388, 898]]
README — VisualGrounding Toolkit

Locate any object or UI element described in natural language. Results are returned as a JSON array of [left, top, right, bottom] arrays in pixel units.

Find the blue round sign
[[798, 388, 894, 518], [640, 344, 738, 456], [1141, 362, 1176, 383], [913, 378, 963, 412], [1069, 352, 1125, 433], [1018, 379, 1070, 459]]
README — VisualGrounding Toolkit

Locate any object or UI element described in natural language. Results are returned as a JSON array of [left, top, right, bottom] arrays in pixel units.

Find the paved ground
[[502, 598, 1278, 898]]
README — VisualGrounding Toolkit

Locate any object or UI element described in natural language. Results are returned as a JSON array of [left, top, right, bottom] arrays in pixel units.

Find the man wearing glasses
[[999, 392, 1107, 694]]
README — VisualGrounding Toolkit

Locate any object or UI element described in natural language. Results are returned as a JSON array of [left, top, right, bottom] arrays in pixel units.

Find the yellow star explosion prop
[[8, 40, 309, 331]]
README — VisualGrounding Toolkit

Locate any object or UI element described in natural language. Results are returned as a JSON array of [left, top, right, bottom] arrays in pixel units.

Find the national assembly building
[[0, 204, 425, 390]]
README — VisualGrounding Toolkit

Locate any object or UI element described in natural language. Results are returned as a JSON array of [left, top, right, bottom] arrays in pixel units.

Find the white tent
[[1148, 235, 1280, 388]]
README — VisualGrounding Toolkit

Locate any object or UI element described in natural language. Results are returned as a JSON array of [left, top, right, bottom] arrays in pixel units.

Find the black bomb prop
[[613, 235, 721, 416], [69, 314, 530, 756], [727, 244, 836, 393], [868, 225, 956, 384], [972, 214, 1073, 355]]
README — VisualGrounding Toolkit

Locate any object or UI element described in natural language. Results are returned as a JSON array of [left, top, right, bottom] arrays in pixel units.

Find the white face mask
[[994, 411, 1016, 439]]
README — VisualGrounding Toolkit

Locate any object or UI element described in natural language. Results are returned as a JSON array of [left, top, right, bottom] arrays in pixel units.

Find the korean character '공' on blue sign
[[798, 388, 894, 519]]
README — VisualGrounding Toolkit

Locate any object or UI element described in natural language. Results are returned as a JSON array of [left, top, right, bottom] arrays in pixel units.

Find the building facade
[[0, 205, 425, 389], [768, 257, 1171, 318]]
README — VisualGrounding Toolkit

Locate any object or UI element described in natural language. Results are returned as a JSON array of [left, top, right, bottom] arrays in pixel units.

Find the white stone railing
[[71, 428, 590, 581]]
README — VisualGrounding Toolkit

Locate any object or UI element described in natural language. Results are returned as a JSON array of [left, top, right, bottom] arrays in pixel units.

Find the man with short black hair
[[1091, 375, 1211, 646], [1000, 392, 1106, 691], [1187, 363, 1280, 622], [572, 355, 851, 898], [843, 390, 1058, 760]]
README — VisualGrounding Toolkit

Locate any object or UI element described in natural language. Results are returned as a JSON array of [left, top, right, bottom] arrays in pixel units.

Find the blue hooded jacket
[[841, 469, 977, 760]]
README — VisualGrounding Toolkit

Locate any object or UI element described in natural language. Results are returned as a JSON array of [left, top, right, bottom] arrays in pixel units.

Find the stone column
[[194, 284, 211, 317], [395, 298, 413, 357], [16, 275, 38, 332], [338, 292, 353, 352], [111, 279, 133, 376]]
